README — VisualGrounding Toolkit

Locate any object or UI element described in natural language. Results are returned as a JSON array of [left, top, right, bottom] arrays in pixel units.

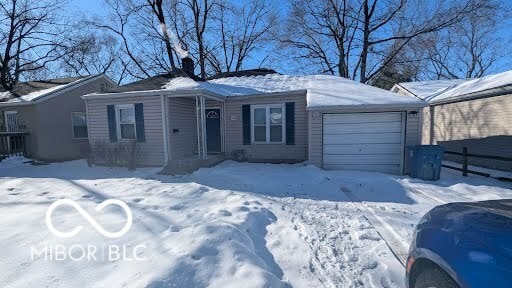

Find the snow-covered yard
[[1, 158, 511, 288]]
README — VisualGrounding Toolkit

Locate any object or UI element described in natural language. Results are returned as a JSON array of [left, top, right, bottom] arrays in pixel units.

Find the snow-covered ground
[[1, 157, 511, 288]]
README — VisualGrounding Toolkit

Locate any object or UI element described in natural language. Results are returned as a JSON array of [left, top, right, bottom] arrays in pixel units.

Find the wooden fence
[[0, 132, 29, 160], [443, 147, 512, 180]]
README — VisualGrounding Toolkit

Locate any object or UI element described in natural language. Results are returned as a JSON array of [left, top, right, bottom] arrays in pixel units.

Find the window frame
[[71, 112, 88, 139], [115, 104, 137, 141], [250, 104, 286, 144]]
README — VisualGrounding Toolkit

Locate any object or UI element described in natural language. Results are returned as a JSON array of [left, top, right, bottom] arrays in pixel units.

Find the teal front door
[[205, 109, 221, 152]]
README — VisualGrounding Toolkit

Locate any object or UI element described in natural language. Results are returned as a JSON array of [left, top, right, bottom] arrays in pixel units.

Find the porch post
[[195, 96, 201, 160], [200, 96, 207, 160]]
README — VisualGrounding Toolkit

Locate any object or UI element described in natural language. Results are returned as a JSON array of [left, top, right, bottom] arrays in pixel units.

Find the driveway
[[1, 157, 510, 288]]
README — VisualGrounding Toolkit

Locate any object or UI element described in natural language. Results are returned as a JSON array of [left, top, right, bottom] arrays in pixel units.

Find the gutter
[[306, 102, 428, 111], [82, 88, 226, 101], [430, 83, 512, 106]]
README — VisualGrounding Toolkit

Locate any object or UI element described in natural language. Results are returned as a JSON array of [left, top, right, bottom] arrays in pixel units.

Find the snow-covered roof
[[396, 70, 512, 103], [431, 70, 512, 103], [396, 79, 471, 100], [0, 76, 90, 104], [163, 74, 425, 108]]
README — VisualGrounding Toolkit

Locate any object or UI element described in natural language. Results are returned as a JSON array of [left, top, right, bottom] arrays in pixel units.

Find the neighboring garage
[[322, 112, 405, 174]]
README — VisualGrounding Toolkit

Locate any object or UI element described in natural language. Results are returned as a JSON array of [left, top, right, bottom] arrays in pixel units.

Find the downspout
[[161, 95, 170, 165]]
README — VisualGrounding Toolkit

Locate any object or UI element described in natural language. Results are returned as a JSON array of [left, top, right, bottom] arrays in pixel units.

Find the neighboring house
[[83, 58, 425, 175], [0, 75, 116, 161], [391, 70, 512, 171]]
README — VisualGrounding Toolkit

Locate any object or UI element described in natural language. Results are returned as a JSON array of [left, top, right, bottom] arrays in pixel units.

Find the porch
[[162, 93, 227, 174]]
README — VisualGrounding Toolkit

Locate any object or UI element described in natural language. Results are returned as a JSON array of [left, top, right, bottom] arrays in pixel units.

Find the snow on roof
[[163, 74, 425, 108], [430, 70, 512, 103], [397, 70, 512, 103], [397, 78, 471, 100], [0, 77, 88, 104]]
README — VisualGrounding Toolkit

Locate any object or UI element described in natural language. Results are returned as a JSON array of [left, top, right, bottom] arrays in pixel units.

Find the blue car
[[406, 199, 512, 288]]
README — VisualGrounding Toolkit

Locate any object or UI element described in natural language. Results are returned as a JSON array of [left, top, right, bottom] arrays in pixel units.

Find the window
[[71, 112, 88, 138], [116, 104, 136, 140], [251, 104, 285, 143]]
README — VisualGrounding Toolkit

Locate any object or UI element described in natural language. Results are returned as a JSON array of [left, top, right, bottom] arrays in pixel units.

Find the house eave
[[82, 88, 226, 101], [0, 74, 113, 107], [306, 102, 428, 111], [430, 84, 512, 105]]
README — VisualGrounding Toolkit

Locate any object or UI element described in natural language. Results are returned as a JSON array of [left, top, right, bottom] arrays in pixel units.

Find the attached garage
[[322, 112, 405, 174]]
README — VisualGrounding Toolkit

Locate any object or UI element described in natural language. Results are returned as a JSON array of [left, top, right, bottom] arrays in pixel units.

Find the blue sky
[[70, 0, 511, 77]]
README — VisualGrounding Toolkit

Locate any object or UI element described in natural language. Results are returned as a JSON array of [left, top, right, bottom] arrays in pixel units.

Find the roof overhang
[[82, 88, 226, 101], [430, 84, 512, 105], [0, 74, 115, 107], [306, 102, 428, 111]]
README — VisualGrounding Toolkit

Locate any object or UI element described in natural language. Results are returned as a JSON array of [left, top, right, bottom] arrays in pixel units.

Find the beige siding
[[86, 95, 165, 166], [422, 94, 512, 171], [308, 108, 421, 174], [168, 97, 198, 159], [224, 92, 308, 162], [0, 77, 114, 161]]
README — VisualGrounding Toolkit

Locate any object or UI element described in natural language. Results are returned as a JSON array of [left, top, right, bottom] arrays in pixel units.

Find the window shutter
[[134, 103, 145, 142], [107, 105, 117, 142], [242, 104, 251, 145], [285, 102, 295, 145]]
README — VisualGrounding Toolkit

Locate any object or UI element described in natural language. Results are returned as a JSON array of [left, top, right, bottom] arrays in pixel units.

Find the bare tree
[[207, 0, 277, 73], [419, 0, 509, 79], [60, 32, 119, 77], [281, 0, 489, 83], [0, 0, 68, 89]]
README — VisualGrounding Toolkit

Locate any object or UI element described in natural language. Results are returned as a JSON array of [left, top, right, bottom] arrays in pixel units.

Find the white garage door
[[323, 112, 404, 174]]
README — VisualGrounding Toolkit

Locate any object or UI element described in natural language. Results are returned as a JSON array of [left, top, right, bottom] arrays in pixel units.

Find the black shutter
[[107, 105, 117, 142], [285, 102, 295, 145], [242, 104, 251, 145], [134, 103, 145, 142]]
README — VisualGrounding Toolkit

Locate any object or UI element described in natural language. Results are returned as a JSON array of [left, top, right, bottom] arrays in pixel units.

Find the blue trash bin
[[407, 145, 444, 181]]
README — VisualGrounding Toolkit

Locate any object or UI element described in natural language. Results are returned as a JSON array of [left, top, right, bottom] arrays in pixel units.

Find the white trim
[[200, 96, 207, 159], [71, 111, 88, 139], [195, 96, 201, 160], [250, 103, 286, 144], [85, 99, 91, 139], [399, 112, 406, 175], [115, 104, 136, 141], [0, 74, 115, 107], [161, 95, 170, 164], [82, 88, 226, 101]]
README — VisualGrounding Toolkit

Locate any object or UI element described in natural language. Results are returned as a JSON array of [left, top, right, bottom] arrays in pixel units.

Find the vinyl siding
[[86, 95, 165, 166], [422, 94, 512, 171], [168, 97, 198, 159], [309, 108, 420, 175], [224, 92, 308, 162], [0, 77, 114, 161]]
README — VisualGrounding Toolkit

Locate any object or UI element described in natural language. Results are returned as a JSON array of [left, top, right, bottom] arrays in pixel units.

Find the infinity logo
[[46, 199, 133, 238]]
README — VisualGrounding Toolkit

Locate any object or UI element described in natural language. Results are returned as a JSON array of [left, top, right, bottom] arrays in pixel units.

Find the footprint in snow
[[38, 191, 49, 196], [8, 192, 20, 196], [132, 198, 144, 203], [7, 188, 15, 191], [238, 206, 250, 212], [169, 204, 185, 211], [218, 209, 232, 216], [168, 225, 182, 232], [359, 232, 381, 241], [81, 194, 93, 199], [362, 261, 379, 270]]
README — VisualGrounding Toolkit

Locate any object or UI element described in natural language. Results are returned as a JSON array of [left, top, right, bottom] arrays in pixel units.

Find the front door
[[4, 111, 18, 132], [205, 108, 221, 152]]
